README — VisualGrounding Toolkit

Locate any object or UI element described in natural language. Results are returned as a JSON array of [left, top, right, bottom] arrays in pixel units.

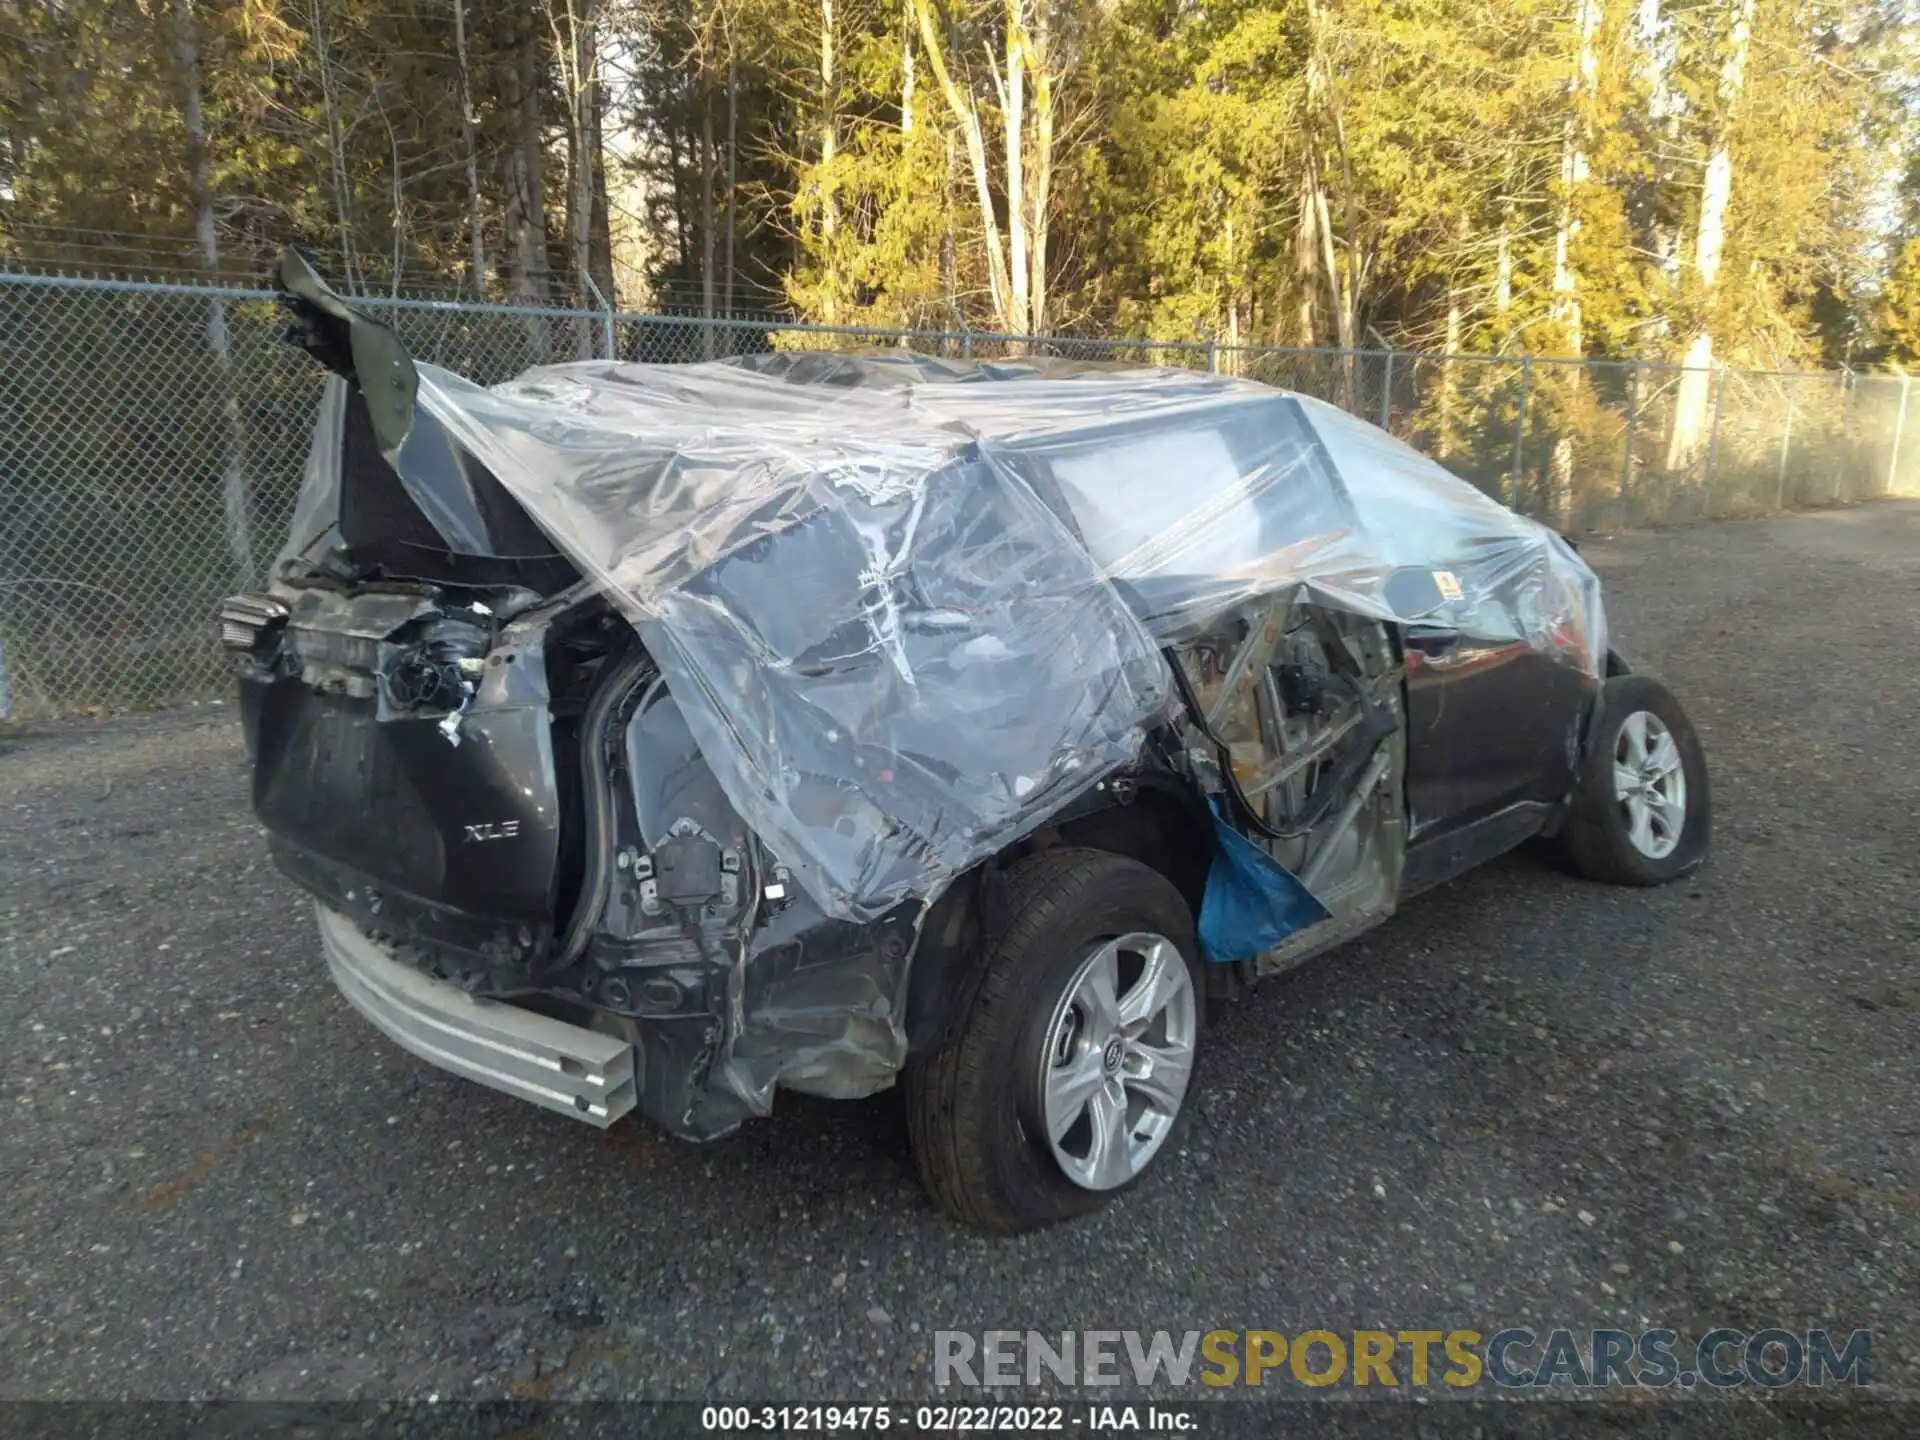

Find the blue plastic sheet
[[1197, 803, 1330, 963]]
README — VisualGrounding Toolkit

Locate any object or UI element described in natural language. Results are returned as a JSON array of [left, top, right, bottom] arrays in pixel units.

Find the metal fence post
[[1378, 349, 1394, 431], [1206, 335, 1219, 374], [1703, 366, 1725, 518], [201, 290, 257, 587], [1620, 358, 1639, 505], [1837, 368, 1856, 503], [1776, 384, 1795, 510], [1510, 355, 1533, 504], [583, 273, 616, 360], [1888, 375, 1913, 498]]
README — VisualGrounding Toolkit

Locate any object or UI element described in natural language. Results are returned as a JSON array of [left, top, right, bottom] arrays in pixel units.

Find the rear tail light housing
[[218, 592, 290, 655]]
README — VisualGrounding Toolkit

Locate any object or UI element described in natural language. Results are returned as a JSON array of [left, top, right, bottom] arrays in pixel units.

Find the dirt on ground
[[3, 501, 1916, 1410]]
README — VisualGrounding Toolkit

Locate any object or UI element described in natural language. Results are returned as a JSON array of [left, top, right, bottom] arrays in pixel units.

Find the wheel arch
[[1552, 669, 1712, 884], [1583, 648, 1637, 763], [901, 783, 1217, 1060]]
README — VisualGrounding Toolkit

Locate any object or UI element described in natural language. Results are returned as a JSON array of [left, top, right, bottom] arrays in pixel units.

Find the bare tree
[[1634, 0, 1684, 334], [701, 70, 717, 352], [506, 9, 550, 304], [1303, 0, 1358, 356], [1550, 0, 1601, 358], [901, 0, 915, 136], [818, 0, 842, 321], [307, 0, 359, 289], [544, 0, 619, 354], [909, 0, 1062, 336], [1667, 0, 1756, 469], [451, 0, 488, 292], [171, 0, 255, 583], [547, 0, 601, 300], [1546, 0, 1604, 524], [723, 41, 737, 316]]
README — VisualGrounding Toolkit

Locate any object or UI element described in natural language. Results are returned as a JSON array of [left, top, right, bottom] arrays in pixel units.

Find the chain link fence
[[3, 270, 1916, 719]]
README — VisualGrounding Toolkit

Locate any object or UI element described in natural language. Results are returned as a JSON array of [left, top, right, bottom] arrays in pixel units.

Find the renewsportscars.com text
[[933, 1327, 1872, 1391]]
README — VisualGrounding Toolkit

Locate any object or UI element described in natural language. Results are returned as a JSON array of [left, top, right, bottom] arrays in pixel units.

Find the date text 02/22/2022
[[699, 1404, 1197, 1431]]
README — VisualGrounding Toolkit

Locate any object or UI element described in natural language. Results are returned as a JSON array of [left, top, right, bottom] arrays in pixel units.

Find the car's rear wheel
[[1556, 674, 1711, 885], [904, 848, 1202, 1233]]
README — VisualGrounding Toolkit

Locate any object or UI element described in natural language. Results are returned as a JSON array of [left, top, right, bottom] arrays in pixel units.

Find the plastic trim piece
[[317, 904, 636, 1126]]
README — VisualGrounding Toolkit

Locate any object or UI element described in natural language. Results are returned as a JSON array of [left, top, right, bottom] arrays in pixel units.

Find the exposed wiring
[[1163, 649, 1310, 843], [1164, 645, 1390, 846]]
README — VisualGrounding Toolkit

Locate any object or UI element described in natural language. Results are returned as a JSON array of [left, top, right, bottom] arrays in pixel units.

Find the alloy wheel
[[1037, 932, 1196, 1192], [1613, 709, 1688, 860]]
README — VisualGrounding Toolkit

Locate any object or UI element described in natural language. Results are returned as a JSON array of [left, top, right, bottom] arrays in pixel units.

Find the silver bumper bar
[[317, 905, 636, 1127]]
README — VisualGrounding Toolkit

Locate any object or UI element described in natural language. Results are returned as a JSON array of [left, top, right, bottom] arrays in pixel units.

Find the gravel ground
[[2, 501, 1916, 1408]]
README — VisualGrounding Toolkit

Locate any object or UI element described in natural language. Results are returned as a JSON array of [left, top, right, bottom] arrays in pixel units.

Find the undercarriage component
[[651, 834, 722, 906]]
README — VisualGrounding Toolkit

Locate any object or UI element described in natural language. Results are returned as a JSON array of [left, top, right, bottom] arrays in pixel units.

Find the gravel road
[[3, 501, 1917, 1407]]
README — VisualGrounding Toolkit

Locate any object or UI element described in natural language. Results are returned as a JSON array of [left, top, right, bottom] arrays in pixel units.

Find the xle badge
[[463, 820, 521, 843]]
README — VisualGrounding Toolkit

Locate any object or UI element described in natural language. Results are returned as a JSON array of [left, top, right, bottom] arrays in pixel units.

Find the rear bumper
[[317, 905, 636, 1127]]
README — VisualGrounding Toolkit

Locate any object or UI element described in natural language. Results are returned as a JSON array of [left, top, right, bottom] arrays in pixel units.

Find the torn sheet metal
[[309, 352, 1603, 923]]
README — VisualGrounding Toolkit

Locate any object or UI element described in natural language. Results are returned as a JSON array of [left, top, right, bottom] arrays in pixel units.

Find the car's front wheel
[[1556, 673, 1711, 885], [904, 848, 1203, 1233]]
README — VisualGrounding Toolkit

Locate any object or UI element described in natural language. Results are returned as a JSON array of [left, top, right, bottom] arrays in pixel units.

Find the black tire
[[1556, 674, 1711, 885], [903, 848, 1202, 1233]]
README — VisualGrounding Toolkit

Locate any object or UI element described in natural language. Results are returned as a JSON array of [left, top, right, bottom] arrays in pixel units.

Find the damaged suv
[[222, 251, 1709, 1232]]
